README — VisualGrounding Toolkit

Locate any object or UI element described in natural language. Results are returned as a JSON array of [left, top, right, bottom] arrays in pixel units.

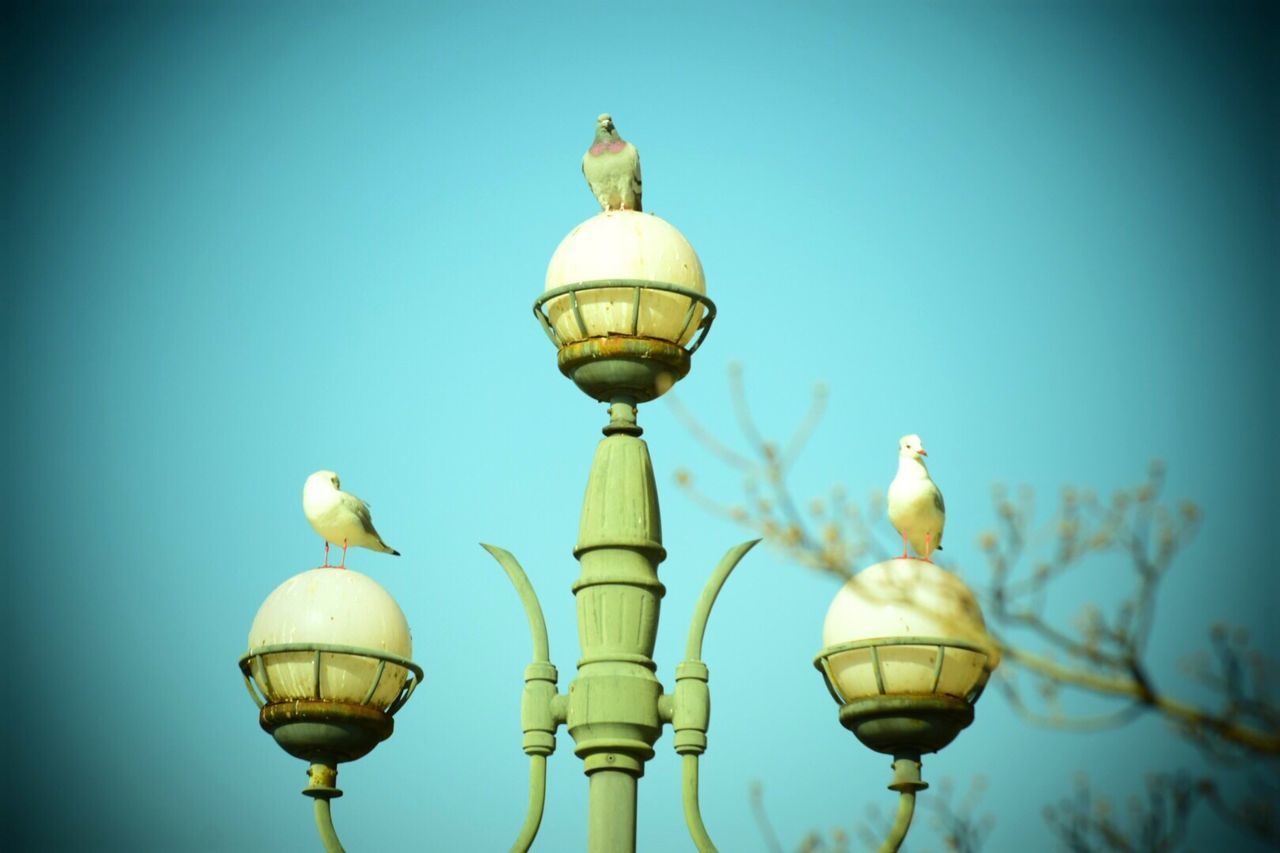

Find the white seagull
[[887, 434, 946, 562], [302, 470, 400, 568]]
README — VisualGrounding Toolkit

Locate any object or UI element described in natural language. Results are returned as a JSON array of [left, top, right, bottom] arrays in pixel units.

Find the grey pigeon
[[887, 434, 946, 561], [582, 113, 642, 212]]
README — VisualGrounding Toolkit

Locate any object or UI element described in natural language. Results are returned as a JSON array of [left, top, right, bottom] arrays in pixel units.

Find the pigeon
[[887, 434, 946, 562], [582, 113, 642, 212], [302, 470, 400, 568]]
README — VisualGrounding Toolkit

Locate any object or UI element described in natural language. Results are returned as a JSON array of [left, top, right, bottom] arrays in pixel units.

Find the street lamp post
[[522, 210, 753, 853], [238, 208, 999, 852]]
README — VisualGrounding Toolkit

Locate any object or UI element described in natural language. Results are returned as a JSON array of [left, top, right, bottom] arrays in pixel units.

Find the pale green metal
[[880, 757, 928, 853], [533, 281, 718, 403], [814, 638, 989, 852], [532, 279, 717, 354], [512, 754, 547, 853], [313, 799, 343, 853], [481, 543, 565, 853], [814, 636, 989, 758], [881, 790, 917, 853], [813, 636, 993, 706], [588, 769, 638, 851], [480, 409, 757, 852], [684, 540, 761, 662], [672, 539, 760, 852], [681, 754, 715, 853], [239, 642, 423, 714], [304, 763, 345, 853], [238, 643, 421, 852], [481, 544, 552, 665], [568, 399, 666, 853]]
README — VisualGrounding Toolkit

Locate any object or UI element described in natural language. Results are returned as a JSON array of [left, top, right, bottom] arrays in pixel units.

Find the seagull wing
[[340, 491, 379, 535]]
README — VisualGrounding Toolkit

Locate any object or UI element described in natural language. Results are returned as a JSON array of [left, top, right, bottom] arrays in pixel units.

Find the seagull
[[887, 434, 946, 562], [582, 113, 643, 212], [302, 470, 400, 568]]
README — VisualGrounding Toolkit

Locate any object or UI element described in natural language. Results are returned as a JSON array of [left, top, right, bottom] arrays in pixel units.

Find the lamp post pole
[[570, 398, 666, 852]]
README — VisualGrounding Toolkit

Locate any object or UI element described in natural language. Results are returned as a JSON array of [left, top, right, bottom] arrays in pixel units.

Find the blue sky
[[5, 1, 1275, 850]]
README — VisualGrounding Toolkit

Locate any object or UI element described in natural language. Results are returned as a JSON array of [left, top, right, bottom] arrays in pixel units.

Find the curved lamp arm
[[684, 539, 760, 661], [674, 539, 761, 853], [313, 799, 345, 853], [480, 544, 562, 853], [880, 791, 917, 853], [302, 763, 345, 853], [880, 756, 927, 853], [511, 754, 548, 853], [481, 543, 551, 663], [681, 753, 715, 853]]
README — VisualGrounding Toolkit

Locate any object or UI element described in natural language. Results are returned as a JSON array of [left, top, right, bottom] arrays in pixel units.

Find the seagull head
[[305, 470, 341, 492], [898, 434, 927, 459]]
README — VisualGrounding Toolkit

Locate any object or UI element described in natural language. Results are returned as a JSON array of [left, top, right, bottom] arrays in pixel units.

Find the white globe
[[544, 210, 706, 346], [247, 568, 413, 709], [821, 559, 997, 701]]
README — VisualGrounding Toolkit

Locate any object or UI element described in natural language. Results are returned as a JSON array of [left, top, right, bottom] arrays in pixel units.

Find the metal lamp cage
[[814, 636, 996, 707], [239, 642, 424, 715], [533, 279, 717, 352]]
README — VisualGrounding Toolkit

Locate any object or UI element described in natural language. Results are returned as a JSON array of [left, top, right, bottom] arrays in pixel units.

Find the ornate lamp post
[[518, 209, 754, 853], [239, 568, 423, 852], [238, 207, 999, 852], [816, 559, 1000, 851]]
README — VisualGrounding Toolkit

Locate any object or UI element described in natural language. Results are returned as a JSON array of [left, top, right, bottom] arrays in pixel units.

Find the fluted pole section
[[570, 400, 666, 853]]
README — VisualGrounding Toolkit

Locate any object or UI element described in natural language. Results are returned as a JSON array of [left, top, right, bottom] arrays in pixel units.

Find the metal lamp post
[[239, 568, 423, 852], [816, 559, 1000, 852], [238, 207, 999, 852], [514, 209, 756, 852]]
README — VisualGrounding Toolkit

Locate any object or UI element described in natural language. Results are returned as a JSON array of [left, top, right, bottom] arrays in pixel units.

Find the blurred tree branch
[[669, 365, 1280, 848]]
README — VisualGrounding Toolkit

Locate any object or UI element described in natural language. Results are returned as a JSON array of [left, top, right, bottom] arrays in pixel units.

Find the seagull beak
[[918, 449, 928, 457]]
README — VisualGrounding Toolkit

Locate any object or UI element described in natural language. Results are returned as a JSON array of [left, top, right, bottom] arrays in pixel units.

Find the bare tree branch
[[676, 366, 1280, 849]]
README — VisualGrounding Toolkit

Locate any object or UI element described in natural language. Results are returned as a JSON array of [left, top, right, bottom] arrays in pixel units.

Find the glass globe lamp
[[815, 558, 1000, 756], [534, 210, 715, 403], [239, 568, 422, 766]]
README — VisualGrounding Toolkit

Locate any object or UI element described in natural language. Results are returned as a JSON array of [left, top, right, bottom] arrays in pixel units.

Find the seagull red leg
[[923, 533, 935, 564], [899, 533, 910, 560], [340, 539, 349, 569], [323, 541, 330, 568]]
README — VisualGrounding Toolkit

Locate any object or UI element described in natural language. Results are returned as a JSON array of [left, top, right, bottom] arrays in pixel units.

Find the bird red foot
[[898, 534, 937, 563], [339, 539, 349, 569]]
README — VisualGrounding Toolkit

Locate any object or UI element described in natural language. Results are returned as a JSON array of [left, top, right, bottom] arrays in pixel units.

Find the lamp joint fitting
[[603, 400, 643, 436], [583, 751, 644, 775], [522, 674, 561, 740], [671, 659, 711, 754], [888, 755, 928, 794], [524, 661, 558, 684], [302, 762, 343, 801]]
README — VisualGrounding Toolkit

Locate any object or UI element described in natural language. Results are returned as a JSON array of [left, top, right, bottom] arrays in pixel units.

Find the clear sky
[[5, 1, 1276, 850]]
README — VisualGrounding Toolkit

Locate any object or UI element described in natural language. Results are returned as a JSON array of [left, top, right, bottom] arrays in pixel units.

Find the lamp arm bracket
[[480, 544, 563, 853], [879, 755, 927, 853], [669, 538, 760, 755], [668, 539, 758, 853], [683, 539, 761, 661], [302, 763, 346, 853], [481, 543, 552, 664]]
